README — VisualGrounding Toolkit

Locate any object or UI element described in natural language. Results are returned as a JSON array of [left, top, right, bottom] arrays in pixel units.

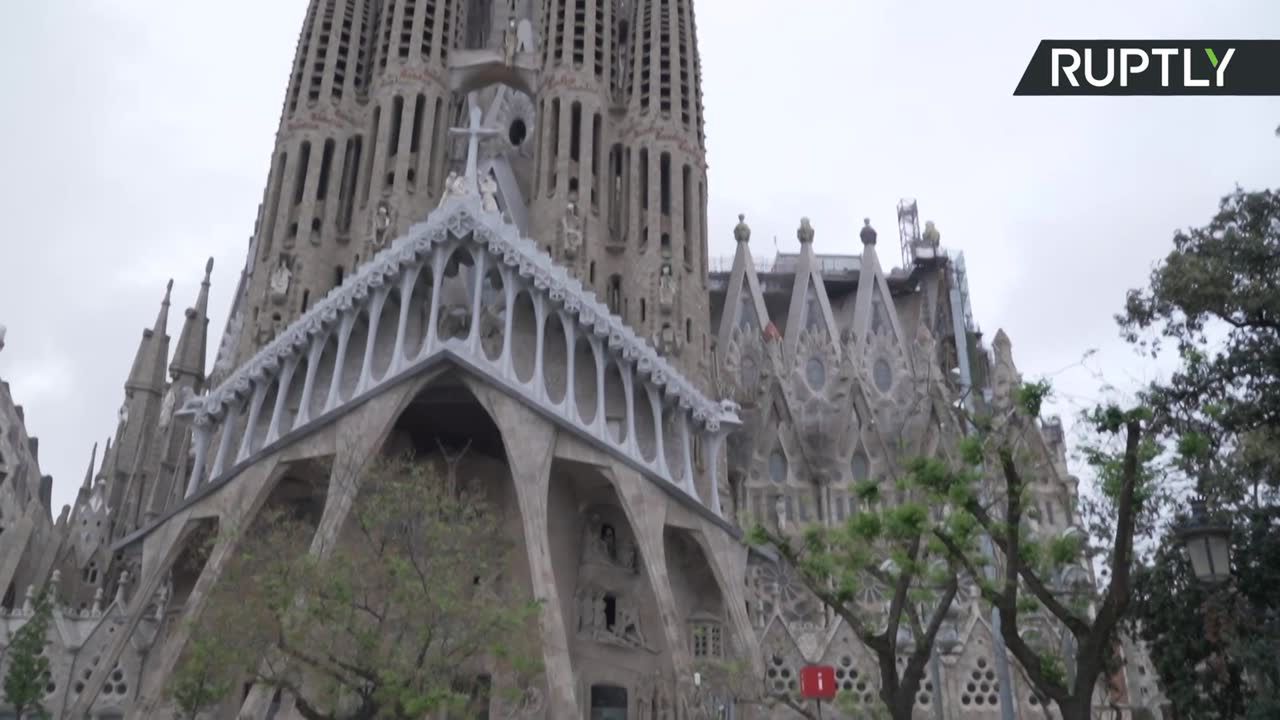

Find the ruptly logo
[[1014, 40, 1280, 95]]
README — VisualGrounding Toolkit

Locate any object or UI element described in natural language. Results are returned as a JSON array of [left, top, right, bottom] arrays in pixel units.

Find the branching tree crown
[[169, 454, 543, 720]]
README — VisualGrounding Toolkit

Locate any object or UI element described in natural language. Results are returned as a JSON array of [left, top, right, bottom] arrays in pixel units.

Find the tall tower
[[228, 0, 465, 367], [529, 0, 710, 386], [218, 0, 713, 389]]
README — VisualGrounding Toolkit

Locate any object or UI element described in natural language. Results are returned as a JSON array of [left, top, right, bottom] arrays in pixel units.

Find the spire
[[125, 280, 174, 393], [81, 442, 99, 491], [95, 437, 112, 485], [170, 259, 214, 382]]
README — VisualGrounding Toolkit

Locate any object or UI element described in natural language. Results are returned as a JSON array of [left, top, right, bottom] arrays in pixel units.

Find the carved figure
[[516, 18, 535, 53], [657, 263, 676, 311], [561, 201, 583, 259], [503, 17, 518, 66], [269, 257, 292, 303], [439, 171, 459, 205], [118, 402, 130, 426], [371, 201, 396, 247], [479, 173, 499, 213]]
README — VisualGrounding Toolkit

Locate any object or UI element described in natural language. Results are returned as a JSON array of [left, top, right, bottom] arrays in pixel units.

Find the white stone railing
[[177, 195, 740, 514]]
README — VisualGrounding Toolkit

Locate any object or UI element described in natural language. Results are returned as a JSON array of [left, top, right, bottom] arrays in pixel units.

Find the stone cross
[[449, 97, 500, 191]]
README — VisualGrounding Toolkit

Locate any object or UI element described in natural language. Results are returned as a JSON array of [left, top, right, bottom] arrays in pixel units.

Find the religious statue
[[774, 495, 787, 531], [118, 402, 130, 426], [516, 18, 535, 53], [922, 220, 941, 247], [479, 173, 500, 213], [439, 171, 461, 206], [561, 201, 583, 258], [617, 598, 647, 647], [621, 540, 638, 572], [657, 263, 676, 312], [371, 200, 396, 248], [657, 323, 680, 356], [503, 16, 518, 66], [269, 257, 292, 303]]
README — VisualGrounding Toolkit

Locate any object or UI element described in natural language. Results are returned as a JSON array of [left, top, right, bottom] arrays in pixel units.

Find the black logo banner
[[1014, 40, 1280, 95]]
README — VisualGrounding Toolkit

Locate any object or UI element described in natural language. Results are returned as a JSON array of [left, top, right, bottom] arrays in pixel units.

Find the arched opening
[[543, 312, 569, 404], [662, 406, 685, 484], [308, 333, 340, 420], [438, 246, 475, 341], [634, 386, 657, 462], [276, 354, 309, 437], [510, 290, 537, 383], [337, 306, 371, 401], [603, 360, 628, 446], [403, 262, 434, 361], [369, 289, 401, 382], [664, 527, 729, 660], [574, 335, 598, 425], [479, 267, 506, 362]]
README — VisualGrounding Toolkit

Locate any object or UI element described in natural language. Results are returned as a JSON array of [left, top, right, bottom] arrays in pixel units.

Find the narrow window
[[316, 139, 335, 201], [591, 113, 602, 209], [640, 298, 646, 323], [388, 95, 404, 158], [570, 102, 582, 163], [361, 106, 381, 206], [686, 318, 692, 343], [338, 136, 362, 231], [335, 265, 345, 287], [410, 94, 426, 154], [659, 152, 671, 215], [293, 141, 312, 205], [639, 148, 649, 211], [301, 290, 310, 313]]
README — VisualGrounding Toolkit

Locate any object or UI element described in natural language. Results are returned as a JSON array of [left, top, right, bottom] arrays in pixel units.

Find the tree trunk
[[1056, 695, 1090, 720]]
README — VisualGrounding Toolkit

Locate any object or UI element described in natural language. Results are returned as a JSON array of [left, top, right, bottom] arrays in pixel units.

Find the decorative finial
[[860, 218, 877, 246], [204, 257, 215, 278], [733, 214, 751, 243], [797, 217, 815, 244], [165, 279, 174, 299], [23, 584, 35, 614], [92, 587, 104, 616], [0, 323, 6, 353]]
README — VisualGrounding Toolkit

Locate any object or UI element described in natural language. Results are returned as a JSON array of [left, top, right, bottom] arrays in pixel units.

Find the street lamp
[[1176, 497, 1232, 586]]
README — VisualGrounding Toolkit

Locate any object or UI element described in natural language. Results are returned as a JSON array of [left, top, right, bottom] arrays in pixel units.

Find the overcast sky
[[1, 1, 1277, 515]]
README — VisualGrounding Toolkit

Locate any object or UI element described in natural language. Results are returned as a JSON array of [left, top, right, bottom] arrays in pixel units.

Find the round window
[[508, 117, 528, 146], [768, 450, 788, 484], [873, 357, 893, 392]]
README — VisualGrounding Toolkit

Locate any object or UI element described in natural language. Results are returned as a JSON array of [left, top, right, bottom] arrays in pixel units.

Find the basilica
[[0, 1, 1170, 718]]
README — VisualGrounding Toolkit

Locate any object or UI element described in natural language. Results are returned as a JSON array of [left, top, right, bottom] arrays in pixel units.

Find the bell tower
[[530, 0, 710, 386]]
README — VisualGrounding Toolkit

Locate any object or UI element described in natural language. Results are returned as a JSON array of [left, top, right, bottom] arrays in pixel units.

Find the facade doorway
[[590, 684, 628, 720]]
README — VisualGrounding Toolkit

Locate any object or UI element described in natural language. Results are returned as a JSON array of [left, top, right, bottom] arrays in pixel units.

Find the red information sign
[[800, 665, 837, 700]]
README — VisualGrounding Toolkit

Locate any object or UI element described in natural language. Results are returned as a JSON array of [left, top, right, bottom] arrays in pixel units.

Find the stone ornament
[[658, 264, 676, 312], [479, 174, 500, 214], [181, 198, 729, 433], [561, 201, 582, 258], [269, 257, 292, 304], [370, 201, 397, 248]]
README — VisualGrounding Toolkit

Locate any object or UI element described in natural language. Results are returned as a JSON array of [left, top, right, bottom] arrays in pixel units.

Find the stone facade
[[0, 2, 1171, 719]]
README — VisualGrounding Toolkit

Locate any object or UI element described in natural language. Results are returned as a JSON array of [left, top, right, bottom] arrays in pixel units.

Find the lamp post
[[1175, 497, 1232, 586]]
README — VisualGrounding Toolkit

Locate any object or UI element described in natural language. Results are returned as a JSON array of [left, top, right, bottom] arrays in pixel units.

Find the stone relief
[[479, 173, 500, 213], [268, 257, 292, 304], [575, 586, 650, 651], [561, 201, 582, 259], [370, 200, 397, 248], [657, 264, 677, 313]]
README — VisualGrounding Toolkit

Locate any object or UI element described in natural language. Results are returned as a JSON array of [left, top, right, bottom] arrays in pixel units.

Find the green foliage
[[168, 455, 543, 720], [884, 503, 928, 541], [169, 633, 237, 720], [958, 436, 984, 466], [2, 588, 53, 719], [1016, 380, 1054, 418]]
